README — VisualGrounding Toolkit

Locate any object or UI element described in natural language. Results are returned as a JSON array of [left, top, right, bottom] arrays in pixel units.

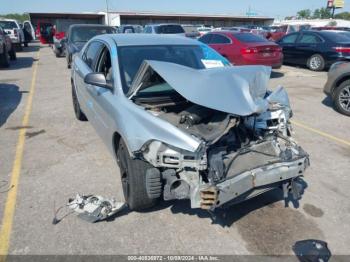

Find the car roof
[[98, 34, 199, 46], [146, 23, 183, 27], [0, 18, 18, 23]]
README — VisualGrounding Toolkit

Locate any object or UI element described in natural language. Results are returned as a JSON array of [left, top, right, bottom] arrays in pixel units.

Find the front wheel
[[116, 139, 160, 211], [333, 80, 350, 116], [307, 54, 325, 71]]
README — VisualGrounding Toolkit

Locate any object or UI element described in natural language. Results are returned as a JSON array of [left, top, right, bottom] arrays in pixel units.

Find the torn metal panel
[[129, 60, 272, 116]]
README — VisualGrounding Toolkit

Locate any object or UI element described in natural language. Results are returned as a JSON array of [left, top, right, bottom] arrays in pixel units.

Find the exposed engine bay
[[129, 61, 309, 210]]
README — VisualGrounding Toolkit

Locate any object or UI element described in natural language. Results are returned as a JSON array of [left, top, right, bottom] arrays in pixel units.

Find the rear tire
[[307, 54, 325, 71], [0, 45, 10, 68], [116, 139, 160, 211], [15, 43, 23, 52], [333, 80, 350, 116], [71, 82, 88, 121], [9, 46, 16, 60]]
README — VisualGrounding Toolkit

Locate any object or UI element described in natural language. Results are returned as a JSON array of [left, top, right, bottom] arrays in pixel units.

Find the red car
[[199, 31, 283, 68]]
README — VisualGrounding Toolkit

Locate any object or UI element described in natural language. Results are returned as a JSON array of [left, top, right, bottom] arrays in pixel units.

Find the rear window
[[0, 21, 18, 30], [233, 33, 268, 43], [155, 25, 185, 34], [320, 31, 350, 43]]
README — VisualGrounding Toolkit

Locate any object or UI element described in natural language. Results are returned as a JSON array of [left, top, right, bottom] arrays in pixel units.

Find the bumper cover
[[198, 156, 309, 209]]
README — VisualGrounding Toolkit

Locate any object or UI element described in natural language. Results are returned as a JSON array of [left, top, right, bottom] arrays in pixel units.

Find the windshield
[[71, 27, 114, 42], [233, 33, 268, 43], [155, 25, 185, 34], [0, 21, 18, 30], [118, 44, 230, 93]]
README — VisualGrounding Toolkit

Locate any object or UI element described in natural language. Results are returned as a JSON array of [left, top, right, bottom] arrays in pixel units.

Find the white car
[[0, 18, 25, 50]]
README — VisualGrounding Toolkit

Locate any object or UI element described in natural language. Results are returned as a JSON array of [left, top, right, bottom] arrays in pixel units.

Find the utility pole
[[105, 0, 110, 26]]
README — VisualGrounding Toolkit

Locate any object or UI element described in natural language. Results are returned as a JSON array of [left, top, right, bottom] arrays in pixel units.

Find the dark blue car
[[277, 30, 350, 71]]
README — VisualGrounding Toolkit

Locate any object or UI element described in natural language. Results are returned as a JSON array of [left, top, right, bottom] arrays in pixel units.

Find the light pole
[[105, 0, 110, 26]]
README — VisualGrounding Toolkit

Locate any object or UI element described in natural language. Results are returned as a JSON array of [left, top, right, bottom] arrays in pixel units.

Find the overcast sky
[[1, 0, 348, 19]]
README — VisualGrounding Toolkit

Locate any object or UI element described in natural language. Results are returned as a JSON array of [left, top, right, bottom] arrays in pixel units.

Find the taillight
[[333, 47, 350, 53], [276, 47, 283, 52], [241, 47, 258, 54], [14, 29, 18, 37]]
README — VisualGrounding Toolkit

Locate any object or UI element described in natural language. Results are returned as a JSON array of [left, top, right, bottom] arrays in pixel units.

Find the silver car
[[71, 34, 309, 211], [324, 61, 350, 116]]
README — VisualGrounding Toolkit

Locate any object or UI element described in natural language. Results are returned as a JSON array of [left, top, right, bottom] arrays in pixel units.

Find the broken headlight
[[142, 140, 207, 170]]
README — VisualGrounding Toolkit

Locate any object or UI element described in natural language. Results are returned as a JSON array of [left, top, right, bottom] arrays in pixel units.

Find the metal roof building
[[107, 11, 274, 27]]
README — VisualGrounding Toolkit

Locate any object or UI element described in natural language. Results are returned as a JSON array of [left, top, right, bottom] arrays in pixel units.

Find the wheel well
[[334, 75, 350, 94], [113, 132, 122, 156]]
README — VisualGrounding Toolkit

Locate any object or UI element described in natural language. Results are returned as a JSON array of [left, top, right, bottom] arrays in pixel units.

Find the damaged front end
[[131, 61, 309, 210]]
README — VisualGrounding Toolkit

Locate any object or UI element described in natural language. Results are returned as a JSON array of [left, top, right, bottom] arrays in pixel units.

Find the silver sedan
[[71, 34, 309, 211]]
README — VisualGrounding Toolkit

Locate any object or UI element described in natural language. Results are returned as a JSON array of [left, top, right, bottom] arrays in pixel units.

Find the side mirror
[[84, 73, 112, 90]]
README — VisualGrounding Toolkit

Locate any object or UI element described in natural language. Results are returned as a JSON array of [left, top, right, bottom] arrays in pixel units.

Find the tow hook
[[200, 187, 218, 210]]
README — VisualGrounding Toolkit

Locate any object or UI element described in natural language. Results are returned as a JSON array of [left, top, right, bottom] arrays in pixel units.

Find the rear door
[[295, 32, 323, 65], [278, 33, 299, 64]]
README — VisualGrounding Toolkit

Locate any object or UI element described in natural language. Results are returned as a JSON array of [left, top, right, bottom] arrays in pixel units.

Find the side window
[[299, 34, 322, 44], [144, 26, 152, 33], [82, 41, 103, 69], [280, 33, 298, 44], [96, 46, 113, 84], [211, 34, 231, 44], [198, 34, 213, 44]]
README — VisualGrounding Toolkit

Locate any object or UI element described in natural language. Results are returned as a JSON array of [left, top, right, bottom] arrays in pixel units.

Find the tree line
[[0, 13, 30, 22], [286, 7, 350, 20]]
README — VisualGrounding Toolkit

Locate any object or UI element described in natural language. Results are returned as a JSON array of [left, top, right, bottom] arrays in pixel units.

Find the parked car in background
[[312, 26, 350, 31], [118, 24, 143, 33], [23, 20, 36, 40], [267, 24, 311, 41], [199, 31, 283, 68], [197, 27, 212, 36], [277, 30, 350, 71], [182, 25, 200, 38], [71, 34, 309, 211], [36, 22, 54, 44], [144, 24, 185, 36], [0, 25, 16, 67], [324, 61, 350, 116], [0, 18, 25, 50], [66, 24, 116, 68]]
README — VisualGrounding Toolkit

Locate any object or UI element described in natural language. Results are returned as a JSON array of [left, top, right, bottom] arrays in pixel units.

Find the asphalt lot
[[0, 42, 350, 256]]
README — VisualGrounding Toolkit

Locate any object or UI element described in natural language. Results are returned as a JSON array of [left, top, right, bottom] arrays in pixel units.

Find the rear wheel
[[116, 139, 160, 211], [333, 80, 350, 116], [0, 45, 10, 68], [9, 46, 16, 60], [307, 54, 325, 71], [15, 43, 23, 52], [71, 82, 88, 121]]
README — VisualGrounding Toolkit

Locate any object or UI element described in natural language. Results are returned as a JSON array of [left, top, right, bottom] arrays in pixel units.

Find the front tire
[[71, 82, 88, 121], [116, 139, 160, 211], [333, 80, 350, 116], [307, 54, 325, 71]]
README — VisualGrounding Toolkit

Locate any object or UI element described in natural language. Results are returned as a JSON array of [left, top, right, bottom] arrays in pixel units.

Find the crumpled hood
[[130, 61, 272, 116]]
